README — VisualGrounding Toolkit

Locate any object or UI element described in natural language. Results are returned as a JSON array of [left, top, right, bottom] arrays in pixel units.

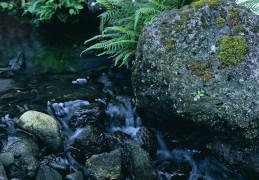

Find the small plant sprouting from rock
[[192, 89, 205, 101]]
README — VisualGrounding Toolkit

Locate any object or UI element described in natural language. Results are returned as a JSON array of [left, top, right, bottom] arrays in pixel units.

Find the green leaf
[[0, 2, 9, 9], [75, 4, 84, 10], [69, 8, 76, 15]]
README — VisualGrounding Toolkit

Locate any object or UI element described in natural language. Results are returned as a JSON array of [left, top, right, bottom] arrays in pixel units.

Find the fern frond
[[134, 7, 161, 30], [83, 0, 192, 66], [238, 0, 259, 13], [104, 26, 138, 37]]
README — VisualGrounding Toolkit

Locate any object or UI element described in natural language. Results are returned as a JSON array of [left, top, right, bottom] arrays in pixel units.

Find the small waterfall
[[153, 130, 172, 160], [106, 96, 141, 137]]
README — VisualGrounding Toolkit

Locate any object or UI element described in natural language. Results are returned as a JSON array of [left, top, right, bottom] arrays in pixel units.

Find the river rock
[[3, 136, 39, 157], [132, 0, 259, 173], [8, 154, 39, 179], [135, 127, 156, 157], [85, 149, 122, 180], [17, 110, 63, 152], [0, 152, 14, 167], [2, 136, 40, 179], [69, 103, 105, 130], [125, 140, 157, 179], [36, 165, 62, 180], [71, 126, 109, 163]]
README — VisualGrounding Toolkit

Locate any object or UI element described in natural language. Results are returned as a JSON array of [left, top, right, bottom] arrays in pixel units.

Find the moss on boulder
[[218, 36, 249, 66], [191, 0, 226, 9], [132, 0, 259, 174]]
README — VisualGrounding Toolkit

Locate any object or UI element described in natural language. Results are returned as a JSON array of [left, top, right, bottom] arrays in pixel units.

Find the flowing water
[[0, 11, 248, 179]]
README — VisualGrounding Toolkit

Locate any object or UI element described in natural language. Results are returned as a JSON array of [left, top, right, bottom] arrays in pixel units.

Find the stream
[[0, 11, 248, 179]]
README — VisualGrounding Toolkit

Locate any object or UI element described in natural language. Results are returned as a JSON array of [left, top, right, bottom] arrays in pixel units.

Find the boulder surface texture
[[132, 0, 259, 173]]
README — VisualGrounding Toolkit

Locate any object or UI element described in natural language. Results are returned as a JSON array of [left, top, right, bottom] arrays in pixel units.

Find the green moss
[[175, 10, 193, 26], [165, 40, 176, 52], [175, 19, 188, 26], [233, 24, 242, 33], [218, 36, 249, 66], [216, 17, 225, 27], [175, 27, 183, 33], [187, 60, 215, 81], [191, 0, 226, 9], [230, 7, 239, 19]]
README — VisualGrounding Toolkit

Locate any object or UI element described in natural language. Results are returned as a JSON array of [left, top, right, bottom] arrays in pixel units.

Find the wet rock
[[125, 140, 157, 179], [85, 149, 122, 180], [69, 103, 105, 130], [0, 152, 14, 167], [8, 154, 39, 179], [17, 110, 63, 152], [135, 127, 156, 157], [71, 126, 109, 164], [132, 0, 259, 172], [9, 51, 26, 72], [3, 137, 39, 157], [36, 165, 62, 180], [65, 171, 84, 180], [105, 133, 125, 151], [0, 162, 7, 179]]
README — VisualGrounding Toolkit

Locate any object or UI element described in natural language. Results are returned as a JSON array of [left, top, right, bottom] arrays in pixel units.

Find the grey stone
[[85, 149, 122, 180], [125, 140, 157, 180], [8, 154, 39, 179], [36, 165, 62, 180], [0, 152, 14, 167], [3, 137, 39, 157]]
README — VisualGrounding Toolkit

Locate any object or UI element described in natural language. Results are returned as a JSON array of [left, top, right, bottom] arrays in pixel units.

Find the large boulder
[[132, 0, 259, 173]]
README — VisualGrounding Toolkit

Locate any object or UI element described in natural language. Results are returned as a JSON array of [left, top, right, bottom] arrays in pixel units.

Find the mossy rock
[[132, 0, 259, 174]]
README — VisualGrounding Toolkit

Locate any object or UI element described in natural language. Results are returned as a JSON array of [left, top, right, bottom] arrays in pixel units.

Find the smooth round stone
[[17, 111, 63, 152]]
